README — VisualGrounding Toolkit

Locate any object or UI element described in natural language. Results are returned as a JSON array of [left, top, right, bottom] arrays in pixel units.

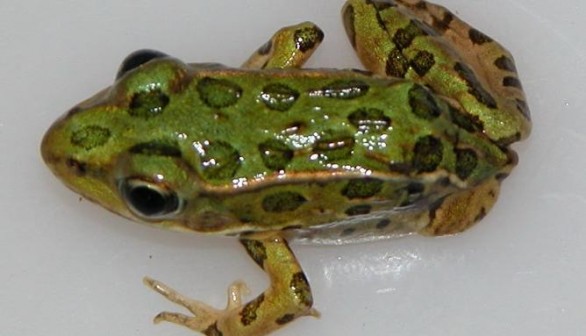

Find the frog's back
[[82, 61, 510, 243]]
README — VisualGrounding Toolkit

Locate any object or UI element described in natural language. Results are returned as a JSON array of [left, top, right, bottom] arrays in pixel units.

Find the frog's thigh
[[419, 178, 501, 236], [242, 22, 324, 69]]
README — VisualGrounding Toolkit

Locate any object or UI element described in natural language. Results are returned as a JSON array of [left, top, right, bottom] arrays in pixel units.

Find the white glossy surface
[[2, 0, 585, 335]]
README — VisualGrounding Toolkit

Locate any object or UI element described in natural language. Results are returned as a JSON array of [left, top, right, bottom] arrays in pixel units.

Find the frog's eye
[[116, 49, 168, 80], [119, 178, 181, 219]]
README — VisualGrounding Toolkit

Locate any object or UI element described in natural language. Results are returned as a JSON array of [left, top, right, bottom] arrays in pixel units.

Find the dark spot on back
[[345, 204, 372, 216], [262, 192, 306, 213], [129, 140, 182, 157], [348, 108, 391, 131], [366, 0, 396, 10], [388, 162, 413, 174], [376, 219, 391, 229], [260, 83, 299, 111], [258, 139, 294, 171], [197, 77, 242, 108], [412, 135, 444, 172], [313, 131, 355, 161], [408, 84, 441, 120], [70, 125, 111, 150], [342, 178, 384, 199], [455, 148, 478, 180], [341, 227, 356, 236], [198, 141, 241, 180], [310, 80, 370, 99], [129, 89, 170, 118]]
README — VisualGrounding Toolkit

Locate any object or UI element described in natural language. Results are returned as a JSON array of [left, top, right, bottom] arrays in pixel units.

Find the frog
[[41, 0, 530, 335]]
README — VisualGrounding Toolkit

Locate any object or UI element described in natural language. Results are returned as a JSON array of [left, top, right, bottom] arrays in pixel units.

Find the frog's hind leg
[[144, 233, 318, 336], [342, 0, 530, 144], [242, 22, 324, 69]]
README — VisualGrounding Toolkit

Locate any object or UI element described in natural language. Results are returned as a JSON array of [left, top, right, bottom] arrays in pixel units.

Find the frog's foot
[[145, 233, 319, 336]]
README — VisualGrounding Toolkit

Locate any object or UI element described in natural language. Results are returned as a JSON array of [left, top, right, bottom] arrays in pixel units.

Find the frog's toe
[[226, 280, 251, 309]]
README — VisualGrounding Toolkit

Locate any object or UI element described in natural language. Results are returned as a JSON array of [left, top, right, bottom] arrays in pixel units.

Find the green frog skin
[[41, 0, 530, 335]]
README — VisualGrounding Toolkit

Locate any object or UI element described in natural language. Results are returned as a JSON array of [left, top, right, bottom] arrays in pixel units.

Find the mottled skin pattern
[[41, 0, 530, 335]]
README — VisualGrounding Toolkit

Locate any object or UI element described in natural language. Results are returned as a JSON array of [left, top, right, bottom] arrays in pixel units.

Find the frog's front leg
[[145, 233, 318, 336], [242, 22, 324, 69]]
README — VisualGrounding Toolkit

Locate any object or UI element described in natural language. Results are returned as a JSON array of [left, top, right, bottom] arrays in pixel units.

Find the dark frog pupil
[[121, 180, 179, 218]]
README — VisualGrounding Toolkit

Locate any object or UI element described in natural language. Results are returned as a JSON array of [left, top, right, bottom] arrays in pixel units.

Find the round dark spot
[[410, 50, 436, 76], [313, 131, 355, 161], [197, 77, 242, 108], [129, 140, 182, 157], [129, 89, 170, 118], [342, 178, 384, 199], [386, 48, 409, 77], [312, 80, 370, 99], [412, 135, 444, 172], [290, 272, 313, 307], [70, 125, 111, 150], [116, 49, 168, 79], [376, 219, 391, 229], [199, 141, 241, 180], [503, 76, 522, 89], [393, 20, 427, 50], [262, 192, 306, 213], [240, 293, 264, 326], [276, 314, 295, 325], [468, 28, 493, 45], [494, 55, 517, 72], [348, 108, 391, 131], [345, 204, 372, 216], [241, 239, 267, 268], [260, 83, 299, 111], [455, 148, 478, 180], [408, 84, 441, 120], [119, 179, 180, 218], [258, 139, 294, 171], [341, 227, 356, 236], [294, 25, 324, 52]]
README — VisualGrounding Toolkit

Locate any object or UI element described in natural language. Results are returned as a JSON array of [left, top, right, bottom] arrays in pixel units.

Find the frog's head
[[41, 50, 206, 231]]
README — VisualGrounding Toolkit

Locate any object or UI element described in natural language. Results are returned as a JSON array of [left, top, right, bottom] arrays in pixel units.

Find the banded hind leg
[[145, 233, 318, 335], [342, 0, 530, 144]]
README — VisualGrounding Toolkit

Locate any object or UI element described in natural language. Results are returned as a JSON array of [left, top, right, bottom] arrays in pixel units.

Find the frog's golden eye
[[116, 49, 168, 80], [119, 178, 181, 219]]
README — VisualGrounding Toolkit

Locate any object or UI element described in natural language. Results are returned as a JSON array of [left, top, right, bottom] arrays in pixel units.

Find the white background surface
[[2, 0, 585, 335]]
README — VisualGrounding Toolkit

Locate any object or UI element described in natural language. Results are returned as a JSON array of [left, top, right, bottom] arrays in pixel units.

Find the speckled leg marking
[[242, 22, 324, 69], [145, 233, 318, 336], [342, 0, 530, 144]]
